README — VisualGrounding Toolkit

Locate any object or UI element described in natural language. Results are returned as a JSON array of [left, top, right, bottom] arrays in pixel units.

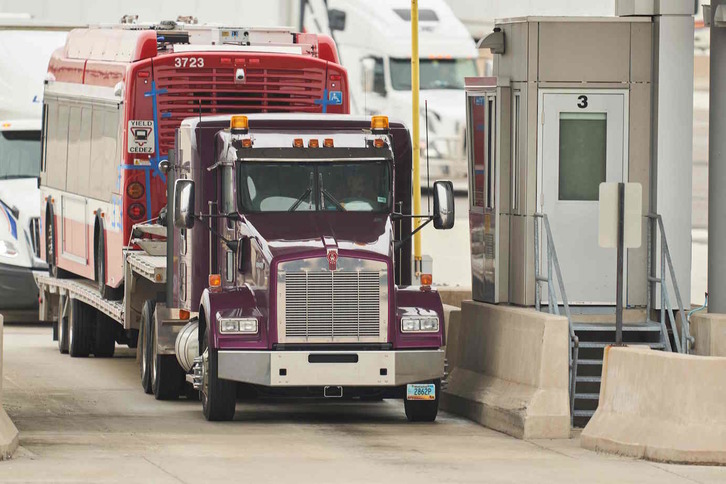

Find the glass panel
[[0, 130, 40, 179], [390, 58, 477, 91], [487, 98, 495, 209], [467, 96, 486, 208], [558, 112, 607, 201]]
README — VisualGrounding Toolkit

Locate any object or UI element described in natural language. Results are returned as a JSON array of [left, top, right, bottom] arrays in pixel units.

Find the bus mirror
[[433, 181, 455, 230], [328, 9, 346, 31], [174, 179, 196, 229]]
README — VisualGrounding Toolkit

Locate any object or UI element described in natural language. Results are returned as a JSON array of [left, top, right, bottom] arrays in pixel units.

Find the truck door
[[538, 90, 628, 305]]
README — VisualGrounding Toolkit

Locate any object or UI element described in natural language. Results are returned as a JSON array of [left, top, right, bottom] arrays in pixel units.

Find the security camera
[[234, 68, 246, 84]]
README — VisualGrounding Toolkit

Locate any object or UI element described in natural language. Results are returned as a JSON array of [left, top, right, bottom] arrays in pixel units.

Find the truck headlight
[[0, 240, 18, 257], [218, 318, 258, 334], [401, 316, 439, 333]]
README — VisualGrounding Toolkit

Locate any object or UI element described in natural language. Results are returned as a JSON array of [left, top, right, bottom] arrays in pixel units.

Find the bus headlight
[[401, 315, 439, 333], [0, 240, 18, 257], [218, 318, 258, 334]]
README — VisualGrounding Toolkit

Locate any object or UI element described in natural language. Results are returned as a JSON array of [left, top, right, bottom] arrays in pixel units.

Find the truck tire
[[139, 299, 154, 394], [94, 312, 116, 358], [68, 299, 93, 358], [151, 308, 185, 400], [58, 315, 69, 354], [95, 229, 122, 301], [201, 329, 236, 421], [403, 379, 441, 423]]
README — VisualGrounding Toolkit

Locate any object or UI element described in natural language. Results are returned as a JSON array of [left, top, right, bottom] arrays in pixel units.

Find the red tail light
[[128, 203, 146, 220]]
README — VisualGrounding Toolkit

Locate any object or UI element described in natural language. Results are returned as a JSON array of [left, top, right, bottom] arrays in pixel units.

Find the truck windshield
[[389, 58, 477, 90], [238, 161, 391, 213], [0, 130, 41, 179]]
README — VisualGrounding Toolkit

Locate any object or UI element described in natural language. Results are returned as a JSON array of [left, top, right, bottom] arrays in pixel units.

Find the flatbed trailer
[[35, 228, 174, 362]]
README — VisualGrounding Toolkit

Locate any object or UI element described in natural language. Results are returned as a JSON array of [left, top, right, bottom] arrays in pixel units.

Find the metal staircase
[[534, 213, 693, 428]]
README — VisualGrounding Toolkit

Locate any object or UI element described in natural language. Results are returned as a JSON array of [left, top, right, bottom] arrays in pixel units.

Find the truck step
[[575, 375, 601, 383], [574, 393, 600, 400]]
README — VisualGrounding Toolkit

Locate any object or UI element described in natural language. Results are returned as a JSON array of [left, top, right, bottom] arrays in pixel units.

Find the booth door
[[539, 91, 628, 305]]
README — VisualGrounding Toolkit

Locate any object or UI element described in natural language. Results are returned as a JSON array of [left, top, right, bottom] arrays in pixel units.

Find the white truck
[[0, 25, 68, 320], [303, 0, 479, 182]]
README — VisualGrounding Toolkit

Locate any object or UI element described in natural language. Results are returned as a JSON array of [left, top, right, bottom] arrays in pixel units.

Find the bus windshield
[[389, 58, 477, 91], [238, 161, 391, 213], [0, 130, 41, 179]]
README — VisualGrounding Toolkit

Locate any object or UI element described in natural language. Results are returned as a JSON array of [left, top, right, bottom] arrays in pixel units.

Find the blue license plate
[[406, 383, 436, 401]]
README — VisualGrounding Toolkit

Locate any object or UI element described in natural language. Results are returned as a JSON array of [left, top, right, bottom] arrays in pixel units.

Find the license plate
[[406, 383, 436, 401]]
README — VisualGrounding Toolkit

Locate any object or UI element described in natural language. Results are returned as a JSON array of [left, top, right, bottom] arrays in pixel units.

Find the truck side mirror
[[174, 179, 196, 229], [328, 9, 346, 31], [361, 57, 376, 93], [433, 181, 455, 230]]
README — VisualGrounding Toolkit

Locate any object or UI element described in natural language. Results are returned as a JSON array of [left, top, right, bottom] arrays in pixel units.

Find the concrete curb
[[582, 346, 726, 465], [441, 301, 570, 440], [691, 312, 726, 356], [0, 314, 19, 460]]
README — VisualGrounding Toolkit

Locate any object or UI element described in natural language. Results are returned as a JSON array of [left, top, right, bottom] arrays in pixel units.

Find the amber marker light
[[240, 138, 253, 148], [230, 115, 249, 134], [293, 138, 304, 148], [179, 309, 190, 320], [420, 273, 433, 288], [209, 274, 222, 288], [371, 115, 389, 131], [308, 139, 319, 148], [374, 138, 386, 148], [323, 138, 334, 148]]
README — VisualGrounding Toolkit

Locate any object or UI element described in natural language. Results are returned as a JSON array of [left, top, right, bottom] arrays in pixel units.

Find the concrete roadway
[[3, 324, 726, 483]]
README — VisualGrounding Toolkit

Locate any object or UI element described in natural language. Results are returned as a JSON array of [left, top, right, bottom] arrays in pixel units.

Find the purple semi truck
[[36, 112, 455, 422], [163, 113, 455, 421]]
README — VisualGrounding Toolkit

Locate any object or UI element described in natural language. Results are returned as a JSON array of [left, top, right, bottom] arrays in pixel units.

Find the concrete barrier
[[442, 304, 460, 345], [441, 300, 570, 440], [436, 287, 471, 308], [0, 314, 19, 460], [691, 312, 726, 357], [581, 346, 726, 464]]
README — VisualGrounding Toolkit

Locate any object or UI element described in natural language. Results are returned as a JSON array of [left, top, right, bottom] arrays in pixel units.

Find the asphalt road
[[2, 324, 726, 483]]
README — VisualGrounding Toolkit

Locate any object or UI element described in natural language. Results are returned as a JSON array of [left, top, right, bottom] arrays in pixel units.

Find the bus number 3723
[[174, 57, 204, 68]]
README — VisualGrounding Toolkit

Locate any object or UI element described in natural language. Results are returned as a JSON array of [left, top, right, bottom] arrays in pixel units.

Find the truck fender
[[199, 286, 257, 351]]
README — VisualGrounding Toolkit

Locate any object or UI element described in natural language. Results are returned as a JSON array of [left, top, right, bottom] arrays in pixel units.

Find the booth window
[[558, 112, 607, 201], [511, 92, 520, 213], [467, 95, 486, 208]]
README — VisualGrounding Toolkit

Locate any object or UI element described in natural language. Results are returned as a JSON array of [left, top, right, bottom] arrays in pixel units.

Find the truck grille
[[154, 64, 326, 154], [29, 217, 41, 257], [285, 271, 381, 339]]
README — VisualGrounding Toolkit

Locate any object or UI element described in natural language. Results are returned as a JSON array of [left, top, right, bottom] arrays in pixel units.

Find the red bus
[[40, 23, 349, 298]]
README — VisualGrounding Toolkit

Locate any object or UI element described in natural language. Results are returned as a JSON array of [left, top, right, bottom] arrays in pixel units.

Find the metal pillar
[[709, 1, 726, 313]]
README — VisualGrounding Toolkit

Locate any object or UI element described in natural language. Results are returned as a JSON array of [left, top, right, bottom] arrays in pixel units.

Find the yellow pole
[[411, 0, 422, 278]]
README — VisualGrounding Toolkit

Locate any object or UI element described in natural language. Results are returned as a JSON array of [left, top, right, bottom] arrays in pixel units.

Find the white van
[[304, 0, 479, 181], [0, 26, 68, 319]]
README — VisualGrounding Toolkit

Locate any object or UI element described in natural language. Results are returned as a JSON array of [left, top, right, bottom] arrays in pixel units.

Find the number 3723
[[174, 57, 204, 68]]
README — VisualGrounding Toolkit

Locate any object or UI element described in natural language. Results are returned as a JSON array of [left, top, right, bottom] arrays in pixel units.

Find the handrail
[[534, 213, 578, 426], [646, 213, 694, 353]]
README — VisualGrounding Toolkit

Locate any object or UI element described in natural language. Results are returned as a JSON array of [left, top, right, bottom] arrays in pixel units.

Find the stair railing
[[534, 213, 578, 426], [646, 213, 694, 354]]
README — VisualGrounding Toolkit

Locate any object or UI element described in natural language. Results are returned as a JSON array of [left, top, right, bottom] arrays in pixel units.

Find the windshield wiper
[[289, 173, 314, 212], [321, 188, 346, 212]]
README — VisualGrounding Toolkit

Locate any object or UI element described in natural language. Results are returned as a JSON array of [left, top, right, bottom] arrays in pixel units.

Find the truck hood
[[244, 212, 393, 263]]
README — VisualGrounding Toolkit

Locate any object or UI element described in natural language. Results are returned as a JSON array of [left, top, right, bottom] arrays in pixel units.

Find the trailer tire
[[94, 312, 116, 358], [139, 300, 154, 394], [201, 329, 236, 421], [151, 309, 185, 400], [68, 299, 93, 358], [58, 315, 69, 354], [403, 379, 440, 423]]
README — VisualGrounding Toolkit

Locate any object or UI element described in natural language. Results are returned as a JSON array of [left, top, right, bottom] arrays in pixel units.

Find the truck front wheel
[[403, 379, 441, 422], [201, 329, 236, 421]]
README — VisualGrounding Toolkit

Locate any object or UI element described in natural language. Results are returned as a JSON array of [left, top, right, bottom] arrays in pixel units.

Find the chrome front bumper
[[217, 349, 445, 387]]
